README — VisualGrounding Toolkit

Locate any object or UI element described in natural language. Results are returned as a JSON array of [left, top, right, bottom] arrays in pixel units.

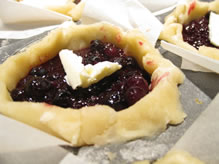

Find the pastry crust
[[154, 151, 205, 164], [0, 22, 185, 146], [47, 0, 85, 21], [160, 0, 219, 60]]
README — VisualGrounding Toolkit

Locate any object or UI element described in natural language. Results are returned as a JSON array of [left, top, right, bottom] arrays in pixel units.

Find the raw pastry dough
[[160, 0, 219, 60], [0, 22, 185, 146], [47, 0, 84, 21], [154, 151, 205, 164]]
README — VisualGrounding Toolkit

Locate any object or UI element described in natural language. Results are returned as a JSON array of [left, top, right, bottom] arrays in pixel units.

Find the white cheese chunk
[[59, 49, 122, 89], [59, 49, 84, 90], [209, 12, 219, 47]]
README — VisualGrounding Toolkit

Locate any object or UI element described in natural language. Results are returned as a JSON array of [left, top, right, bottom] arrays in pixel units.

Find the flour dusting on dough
[[40, 112, 55, 122]]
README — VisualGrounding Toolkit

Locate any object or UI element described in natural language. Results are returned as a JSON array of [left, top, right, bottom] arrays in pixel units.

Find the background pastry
[[160, 0, 219, 60]]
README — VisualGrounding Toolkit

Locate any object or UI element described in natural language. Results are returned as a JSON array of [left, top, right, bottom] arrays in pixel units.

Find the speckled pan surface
[[0, 26, 212, 164], [0, 1, 217, 163]]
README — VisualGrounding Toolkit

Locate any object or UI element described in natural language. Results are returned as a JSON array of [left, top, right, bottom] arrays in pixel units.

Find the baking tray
[[0, 29, 215, 164], [0, 2, 218, 162]]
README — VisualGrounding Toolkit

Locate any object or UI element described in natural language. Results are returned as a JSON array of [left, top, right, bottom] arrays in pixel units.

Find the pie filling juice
[[11, 40, 151, 111]]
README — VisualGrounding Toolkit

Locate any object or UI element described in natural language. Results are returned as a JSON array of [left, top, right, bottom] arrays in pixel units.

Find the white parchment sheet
[[0, 0, 165, 46], [173, 94, 219, 164]]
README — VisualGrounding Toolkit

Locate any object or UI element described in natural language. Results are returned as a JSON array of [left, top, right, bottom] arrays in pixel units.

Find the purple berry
[[104, 43, 120, 58], [30, 67, 47, 77], [125, 75, 149, 92], [125, 87, 147, 106], [25, 77, 51, 96], [90, 40, 104, 52], [11, 89, 25, 101], [53, 89, 72, 108]]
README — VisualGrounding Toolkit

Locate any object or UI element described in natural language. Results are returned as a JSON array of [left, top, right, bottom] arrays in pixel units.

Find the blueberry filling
[[74, 0, 81, 4], [11, 40, 151, 111], [182, 12, 218, 49]]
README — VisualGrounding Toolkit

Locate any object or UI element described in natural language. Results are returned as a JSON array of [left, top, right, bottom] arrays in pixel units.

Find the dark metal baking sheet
[[0, 1, 218, 162]]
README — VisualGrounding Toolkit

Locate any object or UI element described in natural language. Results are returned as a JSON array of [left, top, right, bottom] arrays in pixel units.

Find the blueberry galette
[[0, 22, 185, 146], [160, 0, 219, 60]]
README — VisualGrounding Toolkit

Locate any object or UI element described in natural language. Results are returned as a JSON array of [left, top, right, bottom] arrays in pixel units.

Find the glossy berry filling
[[74, 0, 81, 4], [11, 40, 151, 111], [182, 12, 218, 49]]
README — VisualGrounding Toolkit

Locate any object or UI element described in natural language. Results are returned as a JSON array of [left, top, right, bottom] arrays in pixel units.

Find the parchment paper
[[172, 94, 219, 164], [181, 59, 212, 72], [81, 0, 163, 46], [0, 0, 71, 39], [0, 0, 163, 47], [161, 41, 219, 74]]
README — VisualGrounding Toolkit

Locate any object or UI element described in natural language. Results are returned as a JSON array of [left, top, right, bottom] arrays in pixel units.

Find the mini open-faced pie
[[160, 0, 219, 60], [0, 22, 185, 146], [16, 0, 85, 21]]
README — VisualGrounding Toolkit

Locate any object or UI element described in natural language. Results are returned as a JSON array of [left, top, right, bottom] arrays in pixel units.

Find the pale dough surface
[[0, 22, 185, 146], [160, 0, 219, 60]]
